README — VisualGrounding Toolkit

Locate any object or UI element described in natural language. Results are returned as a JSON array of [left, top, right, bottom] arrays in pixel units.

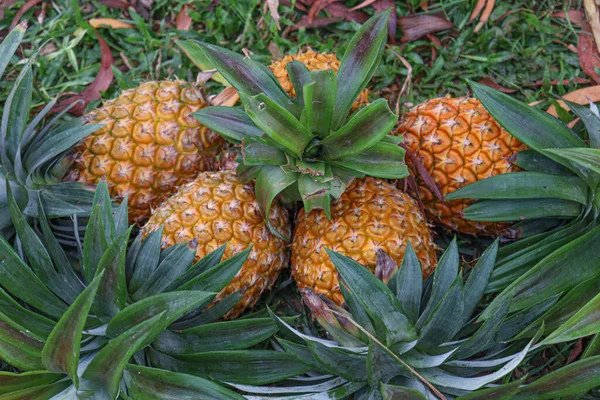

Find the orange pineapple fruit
[[64, 81, 224, 224], [291, 177, 437, 305], [141, 170, 291, 319], [268, 49, 369, 110], [396, 97, 527, 236]]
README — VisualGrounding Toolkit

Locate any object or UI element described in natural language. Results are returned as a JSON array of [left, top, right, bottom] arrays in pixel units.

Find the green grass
[[0, 0, 585, 113]]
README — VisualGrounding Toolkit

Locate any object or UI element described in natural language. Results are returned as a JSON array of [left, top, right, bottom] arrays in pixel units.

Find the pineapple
[[268, 49, 369, 110], [184, 10, 429, 300], [141, 170, 291, 319], [291, 177, 436, 304], [0, 180, 307, 398], [396, 96, 526, 236], [64, 80, 224, 224], [446, 81, 599, 318]]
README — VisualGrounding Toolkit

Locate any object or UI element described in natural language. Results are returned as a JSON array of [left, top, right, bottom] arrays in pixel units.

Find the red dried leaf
[[478, 76, 517, 93], [469, 0, 487, 22], [400, 142, 443, 201], [427, 33, 441, 65], [175, 5, 193, 31], [566, 338, 584, 364], [350, 0, 378, 10], [578, 30, 600, 84], [372, 0, 397, 44], [10, 0, 42, 30], [552, 10, 586, 26], [398, 13, 453, 42], [292, 15, 341, 30], [325, 3, 368, 23], [98, 0, 130, 9], [308, 0, 338, 24], [52, 31, 114, 116]]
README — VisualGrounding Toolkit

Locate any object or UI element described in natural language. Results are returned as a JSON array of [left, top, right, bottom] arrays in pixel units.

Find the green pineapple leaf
[[0, 371, 64, 396], [389, 242, 422, 324]]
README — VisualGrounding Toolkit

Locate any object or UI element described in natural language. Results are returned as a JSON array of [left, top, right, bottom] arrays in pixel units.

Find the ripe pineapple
[[396, 96, 526, 236], [141, 170, 291, 319], [268, 49, 369, 110], [64, 81, 224, 224], [291, 177, 437, 304]]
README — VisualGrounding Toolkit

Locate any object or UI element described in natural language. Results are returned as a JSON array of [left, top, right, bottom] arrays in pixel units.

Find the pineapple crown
[[445, 83, 600, 335], [0, 181, 307, 398], [186, 10, 407, 235], [0, 23, 98, 239], [249, 240, 600, 399]]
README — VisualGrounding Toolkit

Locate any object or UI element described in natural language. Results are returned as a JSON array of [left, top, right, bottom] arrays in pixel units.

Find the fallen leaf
[[578, 30, 600, 83], [98, 0, 130, 9], [546, 85, 600, 117], [350, 0, 378, 10], [268, 40, 283, 58], [89, 18, 135, 29], [469, 0, 487, 22], [552, 10, 586, 26], [292, 16, 341, 30], [398, 13, 453, 42], [52, 31, 114, 116], [478, 76, 517, 93], [566, 338, 584, 365], [523, 77, 591, 87], [308, 0, 338, 24], [584, 0, 600, 54], [474, 0, 495, 33], [0, 0, 19, 20], [175, 5, 193, 31], [427, 33, 440, 65], [373, 0, 397, 44], [266, 0, 281, 30], [10, 0, 42, 30], [325, 3, 368, 23], [211, 86, 239, 107]]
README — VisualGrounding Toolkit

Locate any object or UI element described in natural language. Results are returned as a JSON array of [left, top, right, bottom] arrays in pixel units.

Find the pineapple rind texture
[[142, 171, 291, 319], [65, 81, 224, 224], [291, 177, 437, 305], [397, 96, 527, 236], [269, 50, 369, 110]]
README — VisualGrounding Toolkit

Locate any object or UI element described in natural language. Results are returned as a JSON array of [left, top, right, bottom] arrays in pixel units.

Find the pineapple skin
[[142, 171, 291, 319], [65, 81, 224, 225], [291, 177, 437, 305], [269, 50, 369, 110], [396, 97, 527, 236]]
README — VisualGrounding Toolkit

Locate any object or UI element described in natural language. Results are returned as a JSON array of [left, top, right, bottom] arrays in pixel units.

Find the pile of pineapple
[[2, 11, 600, 399]]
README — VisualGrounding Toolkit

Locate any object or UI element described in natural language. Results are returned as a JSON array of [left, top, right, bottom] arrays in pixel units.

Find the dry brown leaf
[[469, 0, 487, 22], [373, 0, 396, 44], [325, 3, 368, 23], [350, 0, 378, 11], [89, 18, 135, 29], [427, 33, 441, 65], [308, 0, 339, 24], [10, 0, 42, 30], [211, 86, 240, 107], [478, 76, 517, 93], [578, 30, 600, 84], [98, 0, 130, 8], [584, 0, 600, 54], [292, 15, 341, 30], [398, 14, 453, 42], [175, 5, 193, 31], [52, 32, 114, 116], [552, 10, 586, 26], [266, 0, 281, 30], [546, 85, 600, 117], [474, 0, 495, 33]]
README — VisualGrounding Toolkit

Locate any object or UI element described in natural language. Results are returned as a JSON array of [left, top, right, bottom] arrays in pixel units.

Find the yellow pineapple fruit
[[396, 97, 527, 236], [64, 81, 224, 224], [291, 177, 437, 305], [268, 49, 369, 110], [141, 170, 291, 319]]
